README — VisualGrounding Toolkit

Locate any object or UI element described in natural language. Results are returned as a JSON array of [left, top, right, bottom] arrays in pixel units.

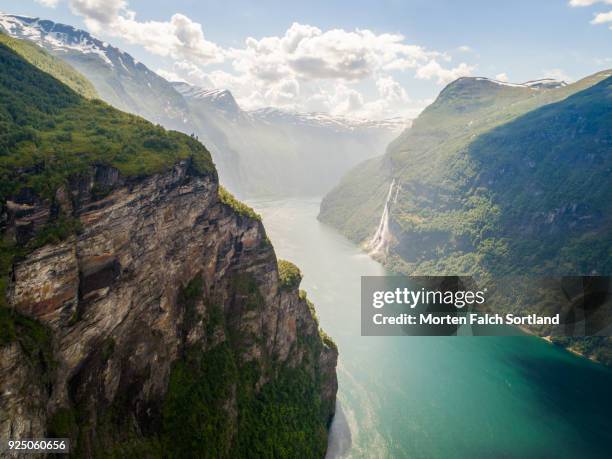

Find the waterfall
[[367, 179, 395, 256]]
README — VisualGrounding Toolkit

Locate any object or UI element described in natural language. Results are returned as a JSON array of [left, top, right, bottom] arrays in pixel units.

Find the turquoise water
[[248, 197, 612, 459]]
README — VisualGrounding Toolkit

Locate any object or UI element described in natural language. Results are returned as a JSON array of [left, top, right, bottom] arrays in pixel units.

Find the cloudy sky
[[3, 0, 612, 119]]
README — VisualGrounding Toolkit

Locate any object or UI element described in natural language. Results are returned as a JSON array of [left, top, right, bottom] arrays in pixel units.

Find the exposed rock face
[[0, 343, 47, 442], [1, 160, 337, 457]]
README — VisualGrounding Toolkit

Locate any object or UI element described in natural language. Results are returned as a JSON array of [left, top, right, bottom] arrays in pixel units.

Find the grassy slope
[[0, 32, 98, 99], [0, 42, 214, 202], [385, 74, 612, 276], [462, 77, 612, 276]]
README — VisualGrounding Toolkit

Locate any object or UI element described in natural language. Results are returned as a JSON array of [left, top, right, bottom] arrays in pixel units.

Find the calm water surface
[[247, 197, 612, 459]]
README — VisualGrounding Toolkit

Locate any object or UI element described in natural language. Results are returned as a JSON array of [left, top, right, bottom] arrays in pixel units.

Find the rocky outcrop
[[0, 160, 337, 457]]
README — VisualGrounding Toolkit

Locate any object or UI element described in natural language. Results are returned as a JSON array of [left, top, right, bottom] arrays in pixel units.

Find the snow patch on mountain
[[522, 78, 568, 89], [473, 76, 567, 90], [0, 14, 118, 67], [172, 83, 241, 113], [251, 107, 407, 132], [173, 81, 408, 132]]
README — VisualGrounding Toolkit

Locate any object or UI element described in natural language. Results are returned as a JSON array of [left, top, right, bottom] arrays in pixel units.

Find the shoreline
[[517, 325, 600, 364]]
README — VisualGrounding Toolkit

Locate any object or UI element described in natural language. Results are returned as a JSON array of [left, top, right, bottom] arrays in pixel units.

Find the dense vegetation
[[381, 76, 612, 276], [0, 32, 97, 99], [463, 78, 612, 275], [320, 71, 612, 361], [278, 259, 303, 291], [163, 276, 329, 458], [59, 274, 330, 458], [0, 42, 214, 202], [162, 344, 328, 459], [218, 185, 261, 220]]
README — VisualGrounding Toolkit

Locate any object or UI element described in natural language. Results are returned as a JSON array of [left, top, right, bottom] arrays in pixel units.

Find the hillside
[[320, 71, 612, 362], [320, 71, 611, 256], [0, 40, 214, 202], [0, 39, 337, 457], [0, 13, 192, 131], [0, 31, 97, 98]]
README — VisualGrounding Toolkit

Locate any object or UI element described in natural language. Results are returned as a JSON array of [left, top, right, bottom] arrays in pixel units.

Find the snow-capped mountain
[[1, 13, 123, 67], [174, 81, 405, 196], [172, 81, 407, 134], [172, 83, 242, 116], [473, 76, 567, 90], [249, 107, 407, 133], [0, 13, 191, 131]]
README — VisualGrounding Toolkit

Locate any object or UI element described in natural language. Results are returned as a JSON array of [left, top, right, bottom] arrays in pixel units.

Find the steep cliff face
[[0, 39, 336, 458], [1, 160, 337, 457]]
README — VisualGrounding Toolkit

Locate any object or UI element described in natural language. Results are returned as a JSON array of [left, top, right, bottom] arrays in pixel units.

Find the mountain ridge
[[320, 68, 612, 243]]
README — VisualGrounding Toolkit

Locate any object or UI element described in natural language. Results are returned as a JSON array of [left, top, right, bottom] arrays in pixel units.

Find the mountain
[[320, 72, 611, 249], [173, 83, 243, 118], [319, 71, 612, 361], [0, 13, 404, 198], [175, 80, 405, 196], [0, 13, 191, 131], [0, 37, 337, 457], [0, 31, 97, 99]]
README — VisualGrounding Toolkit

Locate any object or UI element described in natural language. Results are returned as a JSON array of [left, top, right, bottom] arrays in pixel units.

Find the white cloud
[[591, 10, 612, 27], [155, 68, 186, 83], [376, 76, 410, 103], [415, 60, 476, 84], [569, 0, 612, 29], [160, 20, 473, 118], [458, 45, 473, 52], [49, 1, 476, 119], [68, 0, 224, 64], [35, 0, 60, 7], [495, 72, 509, 82], [228, 22, 442, 83], [569, 0, 612, 6]]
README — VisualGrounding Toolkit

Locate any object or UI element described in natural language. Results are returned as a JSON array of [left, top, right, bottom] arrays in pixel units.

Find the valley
[[250, 197, 612, 459], [0, 5, 610, 458]]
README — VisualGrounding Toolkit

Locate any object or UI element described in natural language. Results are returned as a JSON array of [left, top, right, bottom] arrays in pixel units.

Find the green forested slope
[[320, 71, 611, 277], [0, 41, 214, 202], [320, 72, 612, 362], [0, 32, 97, 99]]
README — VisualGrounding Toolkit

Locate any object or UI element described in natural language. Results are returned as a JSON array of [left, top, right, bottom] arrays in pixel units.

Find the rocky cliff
[[0, 37, 337, 457], [1, 159, 337, 457]]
